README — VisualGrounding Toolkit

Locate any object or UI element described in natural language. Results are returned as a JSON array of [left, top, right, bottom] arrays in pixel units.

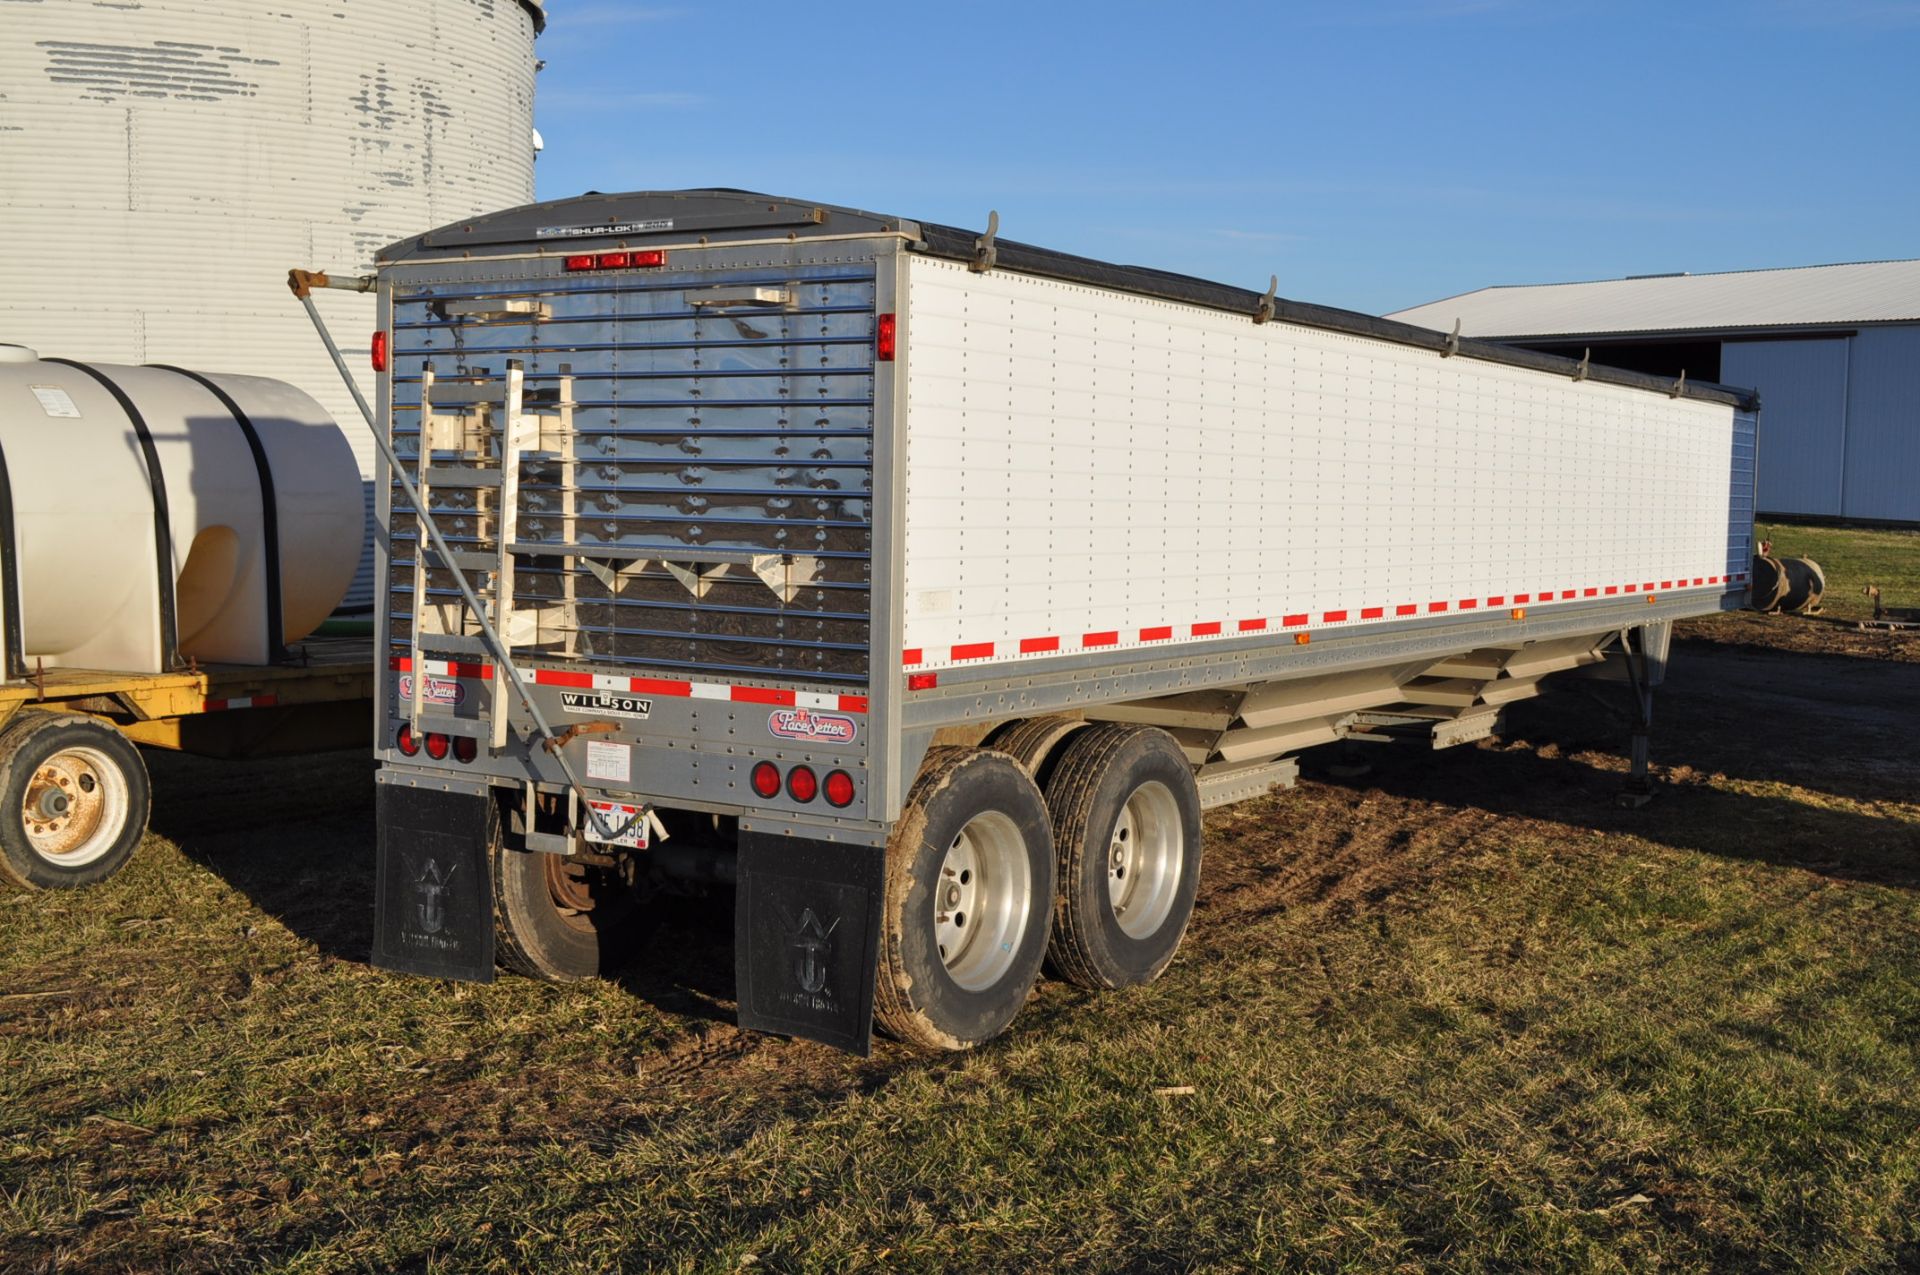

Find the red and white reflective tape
[[388, 656, 868, 714], [202, 694, 278, 712], [903, 571, 1750, 667]]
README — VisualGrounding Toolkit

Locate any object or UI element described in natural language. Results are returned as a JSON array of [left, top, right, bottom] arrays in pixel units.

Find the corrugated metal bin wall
[[0, 0, 543, 611]]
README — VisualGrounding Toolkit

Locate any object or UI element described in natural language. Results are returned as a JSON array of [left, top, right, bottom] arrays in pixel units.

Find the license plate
[[584, 800, 650, 849]]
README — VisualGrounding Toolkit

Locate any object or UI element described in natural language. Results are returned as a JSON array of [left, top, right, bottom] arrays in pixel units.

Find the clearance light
[[1294, 633, 1311, 646], [1511, 608, 1527, 621], [453, 736, 478, 764], [786, 765, 819, 803], [750, 760, 781, 799], [371, 330, 389, 372], [824, 770, 856, 808], [564, 249, 668, 273], [396, 723, 420, 756], [876, 313, 897, 361], [424, 732, 450, 761], [907, 672, 938, 691]]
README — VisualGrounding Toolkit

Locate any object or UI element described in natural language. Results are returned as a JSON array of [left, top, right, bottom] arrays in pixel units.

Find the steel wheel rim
[[1106, 780, 1183, 940], [934, 809, 1031, 992], [21, 745, 129, 868], [543, 852, 605, 935]]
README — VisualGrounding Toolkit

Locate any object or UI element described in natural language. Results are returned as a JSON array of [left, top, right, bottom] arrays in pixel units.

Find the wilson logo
[[768, 708, 858, 745], [560, 691, 653, 721]]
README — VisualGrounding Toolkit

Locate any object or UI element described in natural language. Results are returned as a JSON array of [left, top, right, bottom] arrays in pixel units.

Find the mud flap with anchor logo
[[735, 832, 884, 1055], [373, 781, 497, 983]]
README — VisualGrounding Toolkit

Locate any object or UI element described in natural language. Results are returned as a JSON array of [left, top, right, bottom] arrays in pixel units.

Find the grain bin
[[0, 0, 544, 608], [0, 345, 363, 674]]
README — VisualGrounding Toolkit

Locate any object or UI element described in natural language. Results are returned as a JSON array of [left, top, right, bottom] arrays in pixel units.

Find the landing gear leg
[[1617, 622, 1668, 808]]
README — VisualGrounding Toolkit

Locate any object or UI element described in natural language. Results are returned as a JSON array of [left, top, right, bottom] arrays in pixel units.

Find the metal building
[[1389, 260, 1920, 523], [0, 0, 545, 606]]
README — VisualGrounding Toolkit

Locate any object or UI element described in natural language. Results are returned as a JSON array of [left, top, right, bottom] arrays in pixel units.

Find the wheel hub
[[933, 810, 1032, 992], [1105, 781, 1184, 940], [21, 748, 122, 864]]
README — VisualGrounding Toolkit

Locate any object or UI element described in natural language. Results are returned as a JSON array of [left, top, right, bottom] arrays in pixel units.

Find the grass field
[[3, 534, 1918, 1272]]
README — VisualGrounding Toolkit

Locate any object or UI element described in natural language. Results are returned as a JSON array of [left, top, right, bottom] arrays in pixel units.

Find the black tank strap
[[44, 359, 178, 671], [148, 365, 287, 662]]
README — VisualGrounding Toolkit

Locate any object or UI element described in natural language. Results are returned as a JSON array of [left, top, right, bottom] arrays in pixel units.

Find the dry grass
[[3, 540, 1918, 1271]]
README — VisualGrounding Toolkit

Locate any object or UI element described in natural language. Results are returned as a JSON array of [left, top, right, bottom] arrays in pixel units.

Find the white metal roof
[[1387, 257, 1920, 339]]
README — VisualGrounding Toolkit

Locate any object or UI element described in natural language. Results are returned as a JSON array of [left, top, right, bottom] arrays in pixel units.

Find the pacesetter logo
[[768, 708, 859, 745], [398, 674, 463, 707]]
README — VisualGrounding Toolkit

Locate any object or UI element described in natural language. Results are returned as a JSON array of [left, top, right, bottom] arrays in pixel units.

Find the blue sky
[[530, 1, 1919, 316]]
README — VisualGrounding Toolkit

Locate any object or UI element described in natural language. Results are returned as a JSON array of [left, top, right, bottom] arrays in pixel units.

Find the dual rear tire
[[873, 724, 1203, 1049]]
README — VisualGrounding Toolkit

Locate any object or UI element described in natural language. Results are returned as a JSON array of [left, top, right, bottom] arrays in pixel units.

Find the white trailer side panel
[[901, 255, 1748, 672]]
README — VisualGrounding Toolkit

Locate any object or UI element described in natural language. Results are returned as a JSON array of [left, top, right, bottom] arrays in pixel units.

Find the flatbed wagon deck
[[0, 636, 373, 888]]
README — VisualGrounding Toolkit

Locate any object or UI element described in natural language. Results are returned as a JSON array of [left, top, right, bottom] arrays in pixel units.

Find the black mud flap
[[373, 783, 496, 983], [735, 832, 885, 1056]]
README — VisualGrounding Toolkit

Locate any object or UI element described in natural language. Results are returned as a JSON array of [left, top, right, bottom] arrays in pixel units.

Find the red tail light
[[564, 250, 667, 272], [786, 765, 818, 803], [453, 736, 477, 764], [750, 760, 781, 799], [395, 723, 419, 756], [876, 313, 897, 361], [824, 770, 856, 808], [371, 330, 389, 372], [424, 732, 450, 761]]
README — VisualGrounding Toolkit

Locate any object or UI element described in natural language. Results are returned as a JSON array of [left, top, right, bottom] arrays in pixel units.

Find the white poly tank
[[0, 0, 544, 608], [0, 345, 364, 674]]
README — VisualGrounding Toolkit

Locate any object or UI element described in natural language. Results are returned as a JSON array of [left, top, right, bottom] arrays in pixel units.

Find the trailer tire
[[492, 818, 643, 983], [981, 716, 1090, 788], [1044, 723, 1202, 990], [873, 747, 1055, 1050], [0, 712, 151, 890]]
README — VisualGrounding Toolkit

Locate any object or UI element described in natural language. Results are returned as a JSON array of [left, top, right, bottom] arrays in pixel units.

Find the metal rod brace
[[289, 270, 629, 841]]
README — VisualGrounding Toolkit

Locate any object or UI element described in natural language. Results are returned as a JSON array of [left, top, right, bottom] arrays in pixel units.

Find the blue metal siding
[[1721, 338, 1850, 517], [1838, 326, 1920, 522]]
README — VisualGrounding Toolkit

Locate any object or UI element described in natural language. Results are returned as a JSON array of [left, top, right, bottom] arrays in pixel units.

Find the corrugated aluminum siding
[[1721, 325, 1920, 522], [0, 0, 539, 608], [1838, 327, 1920, 522], [1722, 338, 1850, 518]]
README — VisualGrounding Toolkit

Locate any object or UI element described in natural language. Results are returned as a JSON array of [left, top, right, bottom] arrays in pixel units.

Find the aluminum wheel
[[20, 745, 131, 869], [1106, 780, 1184, 940], [933, 809, 1033, 992]]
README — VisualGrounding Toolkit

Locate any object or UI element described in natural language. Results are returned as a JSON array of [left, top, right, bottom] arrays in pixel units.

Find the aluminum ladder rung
[[410, 714, 491, 740], [422, 466, 503, 489], [429, 547, 500, 573], [425, 381, 511, 406], [413, 632, 492, 656]]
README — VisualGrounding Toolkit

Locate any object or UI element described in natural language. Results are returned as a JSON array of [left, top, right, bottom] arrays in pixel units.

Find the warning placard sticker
[[29, 385, 80, 418], [584, 739, 631, 784]]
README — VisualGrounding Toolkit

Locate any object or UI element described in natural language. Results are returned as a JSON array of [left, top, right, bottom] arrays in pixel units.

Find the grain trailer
[[314, 190, 1757, 1054]]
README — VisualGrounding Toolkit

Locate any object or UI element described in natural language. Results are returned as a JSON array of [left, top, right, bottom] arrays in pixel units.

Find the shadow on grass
[[1324, 707, 1920, 892], [144, 748, 739, 1026]]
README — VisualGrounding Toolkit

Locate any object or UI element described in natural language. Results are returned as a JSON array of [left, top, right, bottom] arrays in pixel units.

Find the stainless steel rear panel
[[385, 247, 878, 686]]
